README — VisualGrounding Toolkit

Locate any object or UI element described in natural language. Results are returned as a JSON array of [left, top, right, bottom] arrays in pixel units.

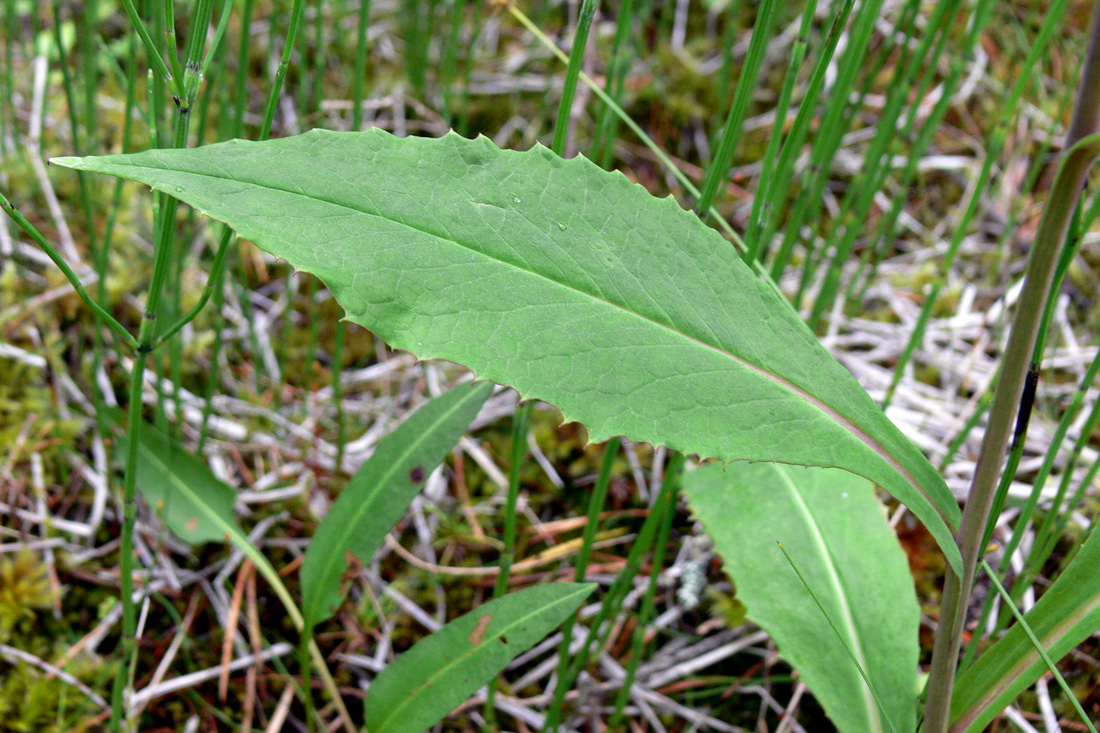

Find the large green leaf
[[53, 129, 962, 574], [950, 525, 1100, 731], [682, 462, 919, 733], [300, 381, 491, 630], [365, 582, 596, 733]]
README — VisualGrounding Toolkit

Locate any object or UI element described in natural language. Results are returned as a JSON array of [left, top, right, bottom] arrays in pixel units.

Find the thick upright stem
[[921, 3, 1100, 729]]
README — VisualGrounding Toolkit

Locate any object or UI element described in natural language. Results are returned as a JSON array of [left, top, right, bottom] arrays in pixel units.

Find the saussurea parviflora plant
[[3, 0, 1100, 731]]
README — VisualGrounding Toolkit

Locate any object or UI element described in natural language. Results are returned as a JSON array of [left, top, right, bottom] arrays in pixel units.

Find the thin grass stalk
[[979, 559, 1099, 733], [51, 0, 99, 258], [1035, 434, 1100, 572], [483, 400, 532, 727], [713, 0, 743, 124], [608, 465, 676, 727], [921, 4, 1100, 726], [350, 0, 372, 130], [590, 0, 637, 168], [806, 0, 957, 329], [1, 0, 14, 153], [403, 0, 429, 99], [743, 0, 815, 263], [880, 0, 1072, 408], [0, 193, 136, 348], [695, 0, 776, 217], [456, 0, 482, 136], [543, 452, 685, 732], [440, 0, 464, 123], [260, 0, 307, 139], [551, 0, 597, 157], [547, 437, 620, 728], [232, 0, 256, 134], [756, 0, 857, 278], [769, 0, 886, 285]]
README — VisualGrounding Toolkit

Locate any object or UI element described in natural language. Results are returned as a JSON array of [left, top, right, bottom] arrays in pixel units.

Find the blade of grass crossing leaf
[[777, 542, 899, 733], [682, 463, 919, 733], [364, 583, 597, 733], [977, 560, 1097, 733], [300, 381, 492, 630]]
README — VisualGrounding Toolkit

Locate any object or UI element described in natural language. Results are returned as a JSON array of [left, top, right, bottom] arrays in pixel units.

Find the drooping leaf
[[364, 582, 596, 733], [122, 423, 305, 629], [122, 423, 242, 545], [950, 525, 1100, 731], [682, 462, 919, 733], [300, 380, 492, 630], [53, 129, 962, 574]]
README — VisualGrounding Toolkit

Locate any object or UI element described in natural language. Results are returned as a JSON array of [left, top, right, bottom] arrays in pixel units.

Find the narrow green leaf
[[682, 462, 919, 733], [122, 423, 242, 545], [52, 129, 962, 574], [122, 422, 306, 631], [950, 525, 1100, 731], [364, 582, 597, 733], [300, 381, 492, 630]]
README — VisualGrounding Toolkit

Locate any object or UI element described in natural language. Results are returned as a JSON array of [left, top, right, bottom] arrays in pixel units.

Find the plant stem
[[921, 3, 1100, 727], [0, 193, 138, 350]]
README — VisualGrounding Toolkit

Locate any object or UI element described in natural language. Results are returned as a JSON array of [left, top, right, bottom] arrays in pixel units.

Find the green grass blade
[[301, 380, 491, 630], [695, 0, 776, 217], [52, 130, 963, 575], [364, 582, 597, 733], [950, 541, 1100, 731], [683, 462, 918, 733]]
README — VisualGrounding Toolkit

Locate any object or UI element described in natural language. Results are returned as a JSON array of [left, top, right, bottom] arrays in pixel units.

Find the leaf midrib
[[777, 466, 880, 732], [109, 158, 940, 522]]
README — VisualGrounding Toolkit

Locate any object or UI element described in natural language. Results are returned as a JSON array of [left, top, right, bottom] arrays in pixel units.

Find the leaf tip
[[50, 156, 84, 169]]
